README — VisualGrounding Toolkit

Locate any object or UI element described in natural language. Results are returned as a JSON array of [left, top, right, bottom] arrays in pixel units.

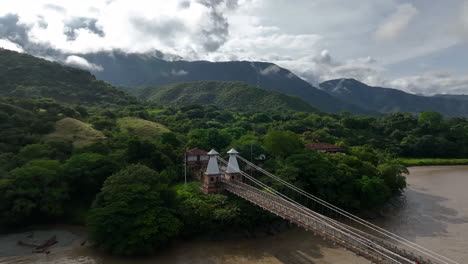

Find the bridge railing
[[223, 179, 412, 264]]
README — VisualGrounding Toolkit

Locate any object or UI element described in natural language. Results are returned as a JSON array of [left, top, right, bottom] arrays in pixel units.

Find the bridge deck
[[223, 180, 436, 264]]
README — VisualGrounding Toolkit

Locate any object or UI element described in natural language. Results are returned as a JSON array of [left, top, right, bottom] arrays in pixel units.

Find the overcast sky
[[1, 0, 468, 94]]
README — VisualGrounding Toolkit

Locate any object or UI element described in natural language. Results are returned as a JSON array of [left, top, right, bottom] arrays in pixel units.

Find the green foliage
[[175, 183, 240, 235], [47, 118, 106, 148], [63, 153, 120, 203], [398, 158, 468, 166], [0, 160, 68, 226], [116, 117, 170, 140], [2, 80, 468, 256], [188, 128, 232, 151], [0, 48, 137, 106], [126, 81, 319, 113], [263, 131, 303, 157], [87, 164, 181, 256]]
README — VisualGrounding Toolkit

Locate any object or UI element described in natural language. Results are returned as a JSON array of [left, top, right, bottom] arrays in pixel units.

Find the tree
[[187, 128, 232, 151], [175, 183, 240, 235], [18, 144, 51, 161], [126, 139, 173, 171], [87, 165, 181, 256], [263, 130, 303, 157], [0, 160, 68, 226], [63, 153, 119, 203]]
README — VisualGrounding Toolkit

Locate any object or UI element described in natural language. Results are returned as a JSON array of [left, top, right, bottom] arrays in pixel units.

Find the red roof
[[305, 142, 344, 152], [186, 148, 208, 156]]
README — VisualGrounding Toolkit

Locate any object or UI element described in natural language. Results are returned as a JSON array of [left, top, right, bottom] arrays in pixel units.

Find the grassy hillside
[[124, 81, 319, 113], [117, 117, 170, 140], [0, 97, 85, 153], [0, 48, 137, 106], [47, 117, 106, 148]]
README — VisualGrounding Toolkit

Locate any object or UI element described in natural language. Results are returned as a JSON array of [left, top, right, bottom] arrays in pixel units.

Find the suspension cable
[[237, 155, 458, 264], [218, 157, 410, 264]]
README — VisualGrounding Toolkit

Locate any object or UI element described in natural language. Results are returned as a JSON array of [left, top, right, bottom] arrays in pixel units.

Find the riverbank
[[2, 166, 468, 263], [398, 158, 468, 167]]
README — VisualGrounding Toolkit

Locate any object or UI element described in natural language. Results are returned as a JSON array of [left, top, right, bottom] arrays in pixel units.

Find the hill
[[46, 118, 106, 148], [80, 51, 373, 114], [0, 48, 137, 106], [434, 94, 468, 101], [319, 78, 468, 116], [116, 117, 170, 140], [123, 81, 319, 113]]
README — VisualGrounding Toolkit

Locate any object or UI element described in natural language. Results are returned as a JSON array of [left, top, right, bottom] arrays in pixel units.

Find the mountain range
[[122, 81, 319, 113], [1, 48, 468, 116], [81, 51, 374, 114], [319, 78, 468, 116]]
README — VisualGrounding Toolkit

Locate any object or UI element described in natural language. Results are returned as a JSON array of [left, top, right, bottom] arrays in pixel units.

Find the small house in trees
[[185, 148, 209, 180], [305, 142, 345, 154]]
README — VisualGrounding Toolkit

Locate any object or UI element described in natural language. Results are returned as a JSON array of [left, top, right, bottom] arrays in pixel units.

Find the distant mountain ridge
[[122, 81, 319, 113], [0, 49, 136, 106], [319, 78, 468, 116], [81, 51, 374, 114]]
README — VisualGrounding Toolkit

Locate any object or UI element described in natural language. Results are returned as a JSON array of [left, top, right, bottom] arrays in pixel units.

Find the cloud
[[260, 65, 281, 75], [64, 17, 105, 41], [276, 49, 383, 86], [0, 1, 239, 55], [0, 38, 24, 52], [0, 0, 467, 95], [385, 72, 468, 95], [0, 14, 30, 47], [171, 69, 188, 76], [375, 4, 418, 41], [65, 55, 103, 71]]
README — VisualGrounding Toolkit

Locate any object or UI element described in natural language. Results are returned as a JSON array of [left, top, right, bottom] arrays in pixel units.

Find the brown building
[[185, 148, 209, 180], [305, 142, 345, 154]]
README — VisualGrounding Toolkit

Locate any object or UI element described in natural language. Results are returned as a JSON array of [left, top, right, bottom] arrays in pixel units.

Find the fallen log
[[17, 241, 41, 248], [17, 235, 58, 251], [36, 235, 57, 250]]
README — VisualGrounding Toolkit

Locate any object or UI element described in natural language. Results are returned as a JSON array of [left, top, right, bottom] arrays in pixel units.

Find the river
[[1, 166, 467, 264]]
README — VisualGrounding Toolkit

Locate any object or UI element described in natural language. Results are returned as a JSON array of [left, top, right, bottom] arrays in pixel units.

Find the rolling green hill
[[0, 48, 137, 106], [123, 81, 319, 113], [47, 118, 106, 148], [116, 117, 170, 140]]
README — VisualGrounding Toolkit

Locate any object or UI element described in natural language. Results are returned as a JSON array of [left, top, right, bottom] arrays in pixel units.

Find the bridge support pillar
[[223, 148, 243, 182], [202, 149, 223, 194]]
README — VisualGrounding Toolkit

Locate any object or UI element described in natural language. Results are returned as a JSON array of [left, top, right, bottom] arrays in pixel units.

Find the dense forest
[[1, 48, 468, 257], [121, 81, 319, 113], [1, 96, 468, 255]]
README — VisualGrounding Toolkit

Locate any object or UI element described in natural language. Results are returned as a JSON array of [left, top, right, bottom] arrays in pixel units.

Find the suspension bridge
[[198, 148, 460, 264]]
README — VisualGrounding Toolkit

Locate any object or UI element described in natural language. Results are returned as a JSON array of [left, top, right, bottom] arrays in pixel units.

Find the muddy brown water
[[1, 166, 467, 264]]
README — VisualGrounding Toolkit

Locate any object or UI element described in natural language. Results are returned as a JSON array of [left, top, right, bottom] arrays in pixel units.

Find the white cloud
[[0, 38, 24, 52], [260, 65, 281, 75], [276, 49, 383, 86], [375, 3, 418, 41], [0, 0, 467, 95], [171, 69, 188, 76], [65, 55, 103, 71], [385, 72, 468, 95]]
